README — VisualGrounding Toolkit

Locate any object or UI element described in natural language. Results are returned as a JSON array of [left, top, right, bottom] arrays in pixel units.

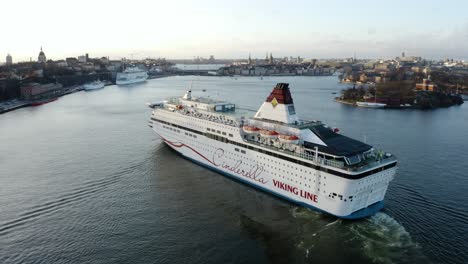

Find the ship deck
[[242, 136, 396, 173], [157, 100, 396, 174]]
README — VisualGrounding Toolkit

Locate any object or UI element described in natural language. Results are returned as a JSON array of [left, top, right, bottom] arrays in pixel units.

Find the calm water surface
[[1, 76, 467, 264]]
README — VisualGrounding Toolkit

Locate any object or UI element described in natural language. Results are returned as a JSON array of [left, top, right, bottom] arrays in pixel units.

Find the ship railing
[[345, 155, 397, 172], [287, 150, 346, 169], [243, 138, 346, 169], [294, 149, 396, 172], [243, 138, 395, 172], [249, 118, 322, 129], [172, 107, 240, 127]]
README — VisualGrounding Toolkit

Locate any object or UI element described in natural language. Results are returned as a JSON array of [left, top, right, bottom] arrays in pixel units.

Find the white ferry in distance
[[148, 83, 397, 219], [83, 80, 105, 91], [116, 66, 148, 85]]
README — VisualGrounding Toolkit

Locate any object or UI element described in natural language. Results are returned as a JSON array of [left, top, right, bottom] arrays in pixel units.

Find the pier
[[0, 99, 30, 114]]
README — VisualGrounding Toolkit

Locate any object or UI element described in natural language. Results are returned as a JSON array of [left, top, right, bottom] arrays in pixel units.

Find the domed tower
[[38, 47, 46, 63]]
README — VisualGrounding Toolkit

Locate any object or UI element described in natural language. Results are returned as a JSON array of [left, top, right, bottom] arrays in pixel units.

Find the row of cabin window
[[154, 118, 201, 135], [234, 148, 246, 154], [163, 125, 180, 133], [206, 127, 233, 137], [184, 132, 197, 138]]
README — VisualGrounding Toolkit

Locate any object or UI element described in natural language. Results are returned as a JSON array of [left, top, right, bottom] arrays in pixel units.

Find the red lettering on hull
[[273, 179, 318, 203], [212, 148, 267, 184]]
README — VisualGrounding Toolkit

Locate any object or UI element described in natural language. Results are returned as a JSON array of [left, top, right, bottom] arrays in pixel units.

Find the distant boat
[[356, 102, 387, 108], [83, 80, 105, 91], [116, 66, 148, 85], [356, 89, 386, 108]]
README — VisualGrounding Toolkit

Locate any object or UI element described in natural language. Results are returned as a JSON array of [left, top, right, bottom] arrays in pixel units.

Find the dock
[[0, 99, 30, 114]]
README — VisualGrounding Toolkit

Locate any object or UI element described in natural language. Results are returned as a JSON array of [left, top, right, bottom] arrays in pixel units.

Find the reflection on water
[[1, 76, 467, 264]]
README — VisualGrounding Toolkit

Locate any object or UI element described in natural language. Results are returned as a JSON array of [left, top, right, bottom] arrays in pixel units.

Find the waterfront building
[[55, 60, 68, 67], [359, 73, 368, 83], [240, 69, 250, 75], [208, 55, 215, 63], [254, 66, 267, 76], [78, 55, 87, 63], [6, 54, 13, 66], [66, 57, 79, 65], [100, 57, 109, 64], [20, 82, 63, 100], [399, 56, 422, 63], [38, 47, 47, 63], [415, 77, 437, 92]]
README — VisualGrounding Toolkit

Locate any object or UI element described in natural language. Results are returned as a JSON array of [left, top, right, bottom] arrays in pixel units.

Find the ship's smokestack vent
[[266, 83, 294, 104], [275, 83, 289, 90]]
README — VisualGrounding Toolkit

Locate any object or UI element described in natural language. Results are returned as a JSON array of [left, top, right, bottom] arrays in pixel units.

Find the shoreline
[[334, 98, 356, 106], [0, 100, 30, 114]]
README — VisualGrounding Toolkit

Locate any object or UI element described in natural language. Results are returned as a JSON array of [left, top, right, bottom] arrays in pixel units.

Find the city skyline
[[2, 0, 468, 61]]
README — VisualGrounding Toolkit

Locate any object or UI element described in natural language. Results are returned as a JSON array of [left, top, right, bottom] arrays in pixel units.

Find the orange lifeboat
[[278, 134, 300, 144], [243, 125, 260, 134], [176, 105, 184, 110], [259, 129, 279, 138]]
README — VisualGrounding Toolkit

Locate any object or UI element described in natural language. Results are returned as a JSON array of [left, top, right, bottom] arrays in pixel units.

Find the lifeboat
[[176, 105, 184, 110], [243, 125, 260, 134], [259, 129, 279, 139], [278, 134, 300, 144]]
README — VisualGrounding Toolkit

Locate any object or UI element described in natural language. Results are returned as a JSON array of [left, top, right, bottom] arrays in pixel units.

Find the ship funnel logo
[[271, 97, 278, 108]]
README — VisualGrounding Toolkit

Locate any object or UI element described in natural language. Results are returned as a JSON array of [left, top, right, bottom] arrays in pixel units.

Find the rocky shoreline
[[336, 84, 464, 110]]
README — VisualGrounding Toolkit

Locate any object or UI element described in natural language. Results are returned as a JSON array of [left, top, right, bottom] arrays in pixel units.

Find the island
[[336, 76, 464, 109]]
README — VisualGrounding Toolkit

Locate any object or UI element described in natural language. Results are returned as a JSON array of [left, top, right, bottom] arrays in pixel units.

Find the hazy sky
[[2, 0, 468, 61]]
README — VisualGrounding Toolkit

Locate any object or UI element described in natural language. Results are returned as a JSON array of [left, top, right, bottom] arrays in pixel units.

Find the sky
[[1, 0, 468, 61]]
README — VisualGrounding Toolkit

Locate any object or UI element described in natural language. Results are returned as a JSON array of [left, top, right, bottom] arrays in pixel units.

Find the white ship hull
[[356, 102, 387, 108], [116, 77, 148, 85], [83, 82, 105, 91], [149, 109, 397, 219], [116, 70, 148, 85]]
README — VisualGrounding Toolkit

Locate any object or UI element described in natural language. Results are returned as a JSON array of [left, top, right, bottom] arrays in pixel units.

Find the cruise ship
[[116, 66, 148, 85], [148, 83, 397, 219]]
